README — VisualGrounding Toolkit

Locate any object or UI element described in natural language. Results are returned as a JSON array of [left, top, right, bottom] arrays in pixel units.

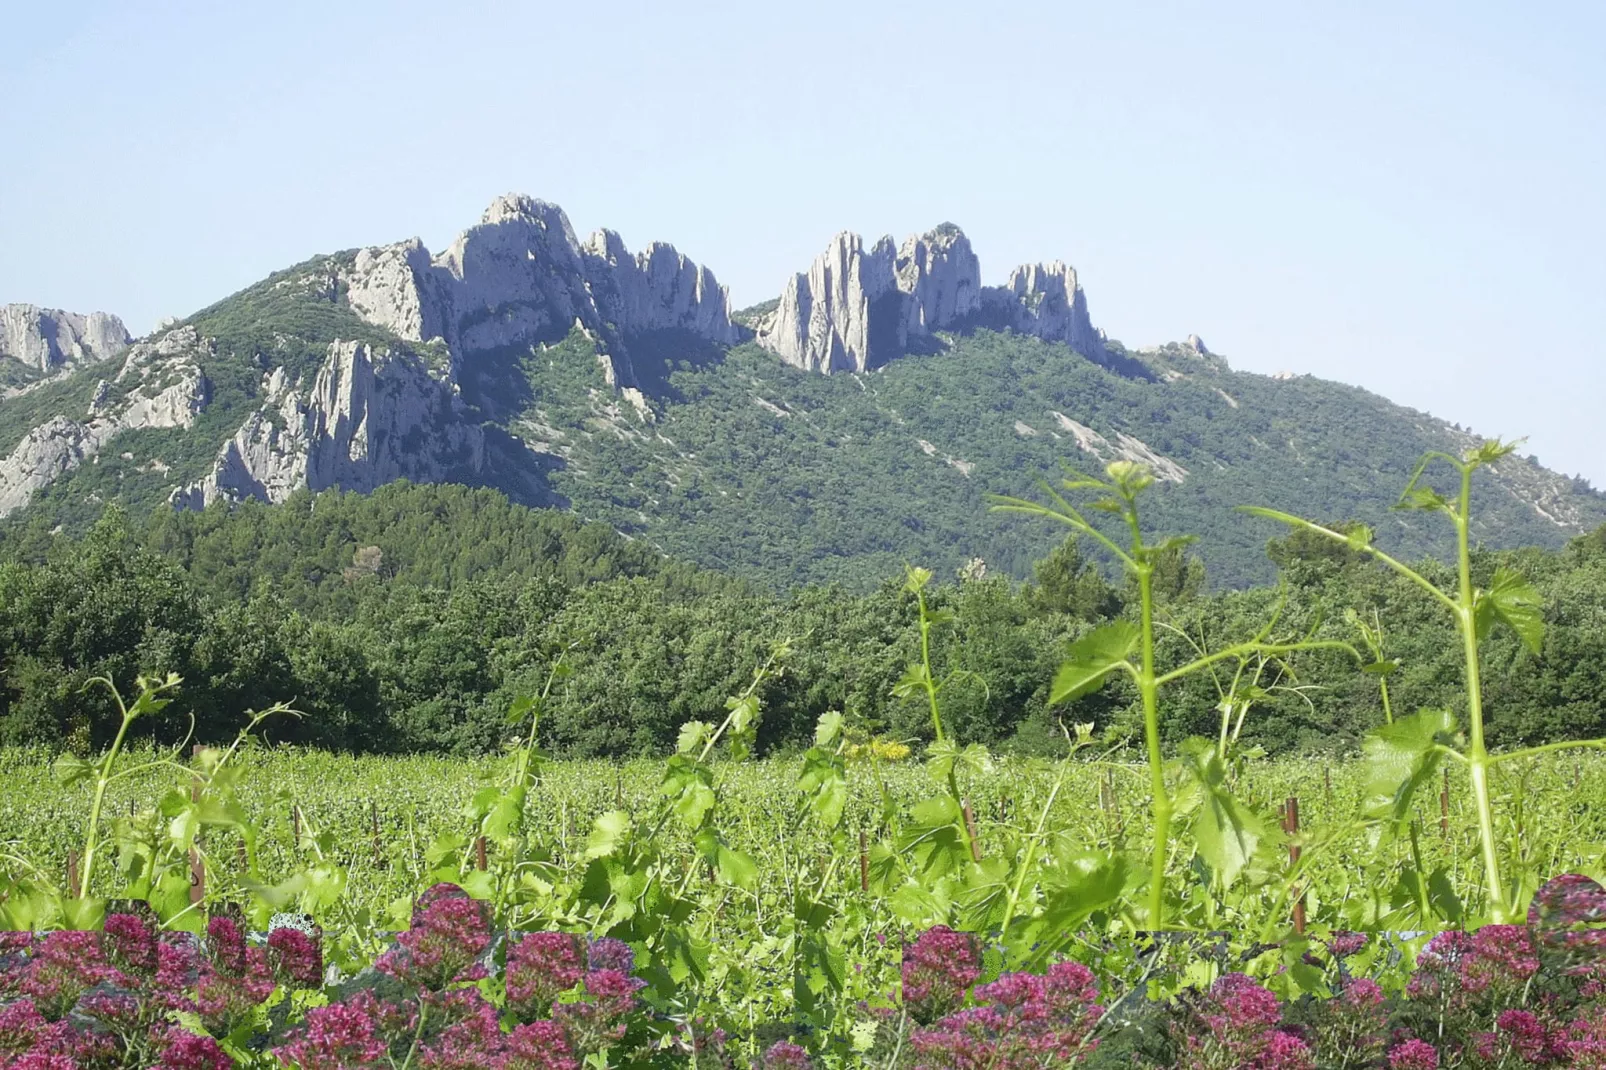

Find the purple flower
[[500, 1021, 579, 1070], [272, 990, 391, 1069], [505, 932, 585, 1020], [1387, 1038, 1439, 1070], [206, 917, 248, 976], [377, 885, 492, 990], [153, 1027, 234, 1070], [103, 913, 159, 976], [900, 927, 982, 1024], [585, 937, 634, 974], [418, 989, 505, 1070], [20, 930, 114, 1019], [267, 927, 323, 989], [756, 1040, 813, 1069], [0, 998, 48, 1057], [1260, 1029, 1314, 1070], [552, 968, 645, 1055], [1327, 931, 1368, 959], [910, 962, 1103, 1068]]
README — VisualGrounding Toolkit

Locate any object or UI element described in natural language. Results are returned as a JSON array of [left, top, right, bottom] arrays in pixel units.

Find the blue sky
[[3, 0, 1602, 485]]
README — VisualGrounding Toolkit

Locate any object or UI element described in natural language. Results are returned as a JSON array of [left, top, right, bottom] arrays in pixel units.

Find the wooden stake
[[66, 850, 80, 897], [961, 799, 982, 862], [475, 835, 488, 871], [859, 829, 870, 893], [1283, 796, 1305, 933]]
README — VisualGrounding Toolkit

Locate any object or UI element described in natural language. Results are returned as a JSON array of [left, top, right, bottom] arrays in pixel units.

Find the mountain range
[[2, 193, 1600, 588]]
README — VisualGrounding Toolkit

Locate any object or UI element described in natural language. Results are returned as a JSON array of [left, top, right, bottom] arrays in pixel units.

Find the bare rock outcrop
[[173, 340, 484, 509], [755, 225, 982, 374], [1, 304, 131, 374], [339, 195, 737, 389], [979, 262, 1105, 361], [0, 328, 209, 514], [756, 225, 1106, 373]]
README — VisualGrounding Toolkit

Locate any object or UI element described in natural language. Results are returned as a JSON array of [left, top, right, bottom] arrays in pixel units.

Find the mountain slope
[[1, 195, 1600, 589]]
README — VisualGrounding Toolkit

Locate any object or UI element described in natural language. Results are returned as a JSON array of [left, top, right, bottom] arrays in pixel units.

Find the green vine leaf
[[1363, 708, 1458, 834], [1050, 620, 1139, 704], [1474, 566, 1545, 654]]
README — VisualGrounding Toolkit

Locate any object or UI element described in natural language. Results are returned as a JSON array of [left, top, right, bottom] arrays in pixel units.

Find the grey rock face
[[174, 340, 485, 509], [339, 194, 737, 388], [0, 327, 209, 515], [756, 226, 1105, 373], [1, 305, 131, 373], [756, 226, 984, 374], [1186, 333, 1209, 355], [979, 261, 1105, 361], [581, 230, 738, 344]]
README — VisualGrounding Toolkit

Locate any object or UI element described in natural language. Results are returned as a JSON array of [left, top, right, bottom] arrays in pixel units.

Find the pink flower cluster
[[273, 885, 646, 1070], [901, 926, 983, 1024], [910, 961, 1104, 1069], [1175, 972, 1314, 1070], [0, 909, 319, 1070]]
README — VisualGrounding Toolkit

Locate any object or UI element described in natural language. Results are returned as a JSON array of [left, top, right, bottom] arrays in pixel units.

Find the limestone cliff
[[173, 340, 484, 509], [978, 261, 1104, 361], [1, 304, 131, 374], [339, 194, 737, 388], [0, 327, 209, 514], [755, 225, 984, 373], [756, 225, 1105, 373]]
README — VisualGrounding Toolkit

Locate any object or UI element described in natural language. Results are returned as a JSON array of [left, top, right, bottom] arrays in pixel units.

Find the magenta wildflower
[[910, 961, 1103, 1069], [418, 989, 505, 1070], [272, 990, 390, 1069], [377, 884, 492, 990], [267, 927, 323, 989], [900, 926, 982, 1024], [1387, 1038, 1439, 1070], [504, 932, 585, 1020], [552, 968, 645, 1055], [1327, 931, 1368, 959], [0, 998, 49, 1056], [153, 1027, 234, 1070], [756, 1040, 813, 1069], [103, 913, 159, 976], [20, 930, 113, 1019], [500, 1020, 579, 1070], [585, 937, 634, 974]]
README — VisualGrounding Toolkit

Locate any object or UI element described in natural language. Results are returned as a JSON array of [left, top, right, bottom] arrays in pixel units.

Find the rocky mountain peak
[[340, 194, 737, 387], [755, 225, 1104, 374], [1, 304, 131, 374]]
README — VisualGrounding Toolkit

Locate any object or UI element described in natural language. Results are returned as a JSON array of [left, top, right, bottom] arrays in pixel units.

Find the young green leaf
[[585, 810, 631, 860], [1473, 566, 1545, 654], [1363, 708, 1458, 834], [1050, 620, 1139, 704]]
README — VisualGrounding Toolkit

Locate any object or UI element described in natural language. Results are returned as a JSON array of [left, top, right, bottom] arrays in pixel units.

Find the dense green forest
[[3, 481, 1603, 759]]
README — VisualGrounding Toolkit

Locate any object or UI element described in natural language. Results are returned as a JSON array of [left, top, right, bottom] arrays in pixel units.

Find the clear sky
[[3, 0, 1602, 485]]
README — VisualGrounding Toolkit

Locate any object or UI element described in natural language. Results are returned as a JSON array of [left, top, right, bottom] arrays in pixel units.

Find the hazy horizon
[[3, 0, 1602, 485]]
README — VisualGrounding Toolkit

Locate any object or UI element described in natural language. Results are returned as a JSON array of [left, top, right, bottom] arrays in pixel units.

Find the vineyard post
[[1283, 796, 1305, 933], [292, 806, 301, 843], [66, 850, 79, 897], [859, 829, 869, 893], [962, 799, 982, 862], [475, 836, 488, 872]]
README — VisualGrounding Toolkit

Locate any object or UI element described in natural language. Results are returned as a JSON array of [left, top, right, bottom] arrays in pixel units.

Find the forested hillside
[[3, 481, 1603, 759]]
